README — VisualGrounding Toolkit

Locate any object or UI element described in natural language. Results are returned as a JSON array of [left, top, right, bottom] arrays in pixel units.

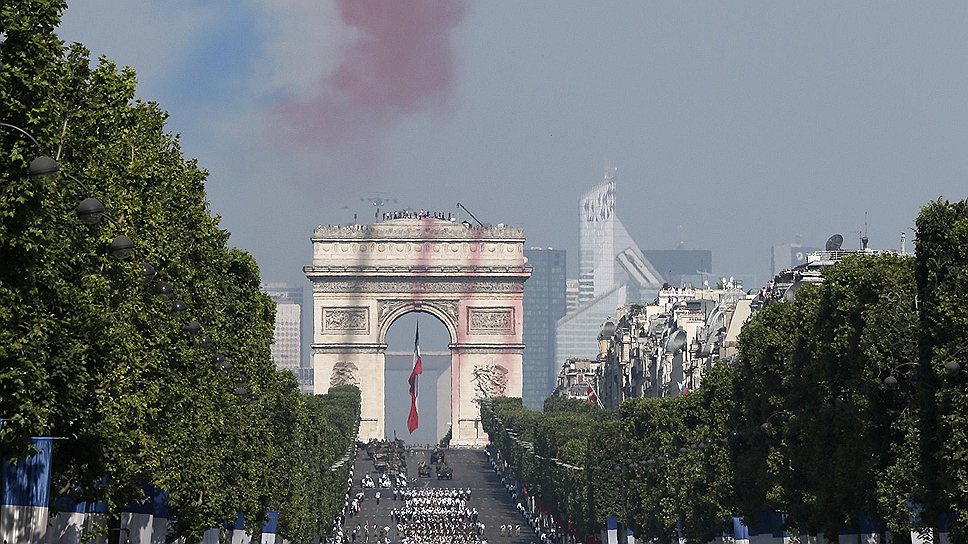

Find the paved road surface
[[345, 445, 539, 544]]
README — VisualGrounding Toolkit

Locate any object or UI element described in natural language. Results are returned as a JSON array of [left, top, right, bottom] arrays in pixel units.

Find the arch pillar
[[449, 343, 525, 447], [313, 342, 387, 440]]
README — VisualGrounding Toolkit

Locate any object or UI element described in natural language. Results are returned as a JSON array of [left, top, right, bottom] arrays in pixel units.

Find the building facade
[[594, 284, 749, 408], [262, 282, 303, 373], [522, 248, 567, 410], [591, 243, 886, 408], [553, 358, 601, 403], [294, 367, 315, 395]]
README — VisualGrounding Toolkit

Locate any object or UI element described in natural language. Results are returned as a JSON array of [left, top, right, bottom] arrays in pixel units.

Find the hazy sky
[[59, 2, 968, 291]]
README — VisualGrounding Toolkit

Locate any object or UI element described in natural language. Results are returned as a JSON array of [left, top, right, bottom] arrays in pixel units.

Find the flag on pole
[[407, 321, 423, 434], [680, 382, 690, 396]]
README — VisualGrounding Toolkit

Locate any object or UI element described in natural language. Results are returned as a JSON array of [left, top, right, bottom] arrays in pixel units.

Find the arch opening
[[383, 311, 452, 446]]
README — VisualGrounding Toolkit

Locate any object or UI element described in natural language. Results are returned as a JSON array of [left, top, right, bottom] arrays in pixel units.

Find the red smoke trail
[[274, 0, 468, 148]]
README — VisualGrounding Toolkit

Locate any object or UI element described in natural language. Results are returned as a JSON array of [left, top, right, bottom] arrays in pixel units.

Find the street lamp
[[108, 235, 136, 259], [882, 360, 960, 390], [76, 197, 106, 225], [182, 320, 202, 335], [760, 411, 792, 434], [5, 121, 243, 400], [141, 263, 157, 283], [30, 155, 60, 177], [1, 122, 60, 177], [153, 282, 174, 297]]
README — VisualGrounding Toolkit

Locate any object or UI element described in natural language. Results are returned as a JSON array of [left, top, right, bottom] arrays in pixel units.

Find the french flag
[[585, 384, 597, 405], [407, 321, 423, 434]]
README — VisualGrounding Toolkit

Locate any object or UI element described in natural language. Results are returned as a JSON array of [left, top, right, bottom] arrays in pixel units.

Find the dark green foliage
[[1, 3, 360, 541], [484, 221, 968, 542], [914, 199, 968, 542]]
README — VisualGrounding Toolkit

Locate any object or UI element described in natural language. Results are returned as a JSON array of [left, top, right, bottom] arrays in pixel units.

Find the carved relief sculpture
[[468, 308, 514, 334], [330, 361, 359, 387], [322, 307, 369, 333], [471, 363, 509, 400], [378, 299, 459, 328], [313, 280, 523, 294]]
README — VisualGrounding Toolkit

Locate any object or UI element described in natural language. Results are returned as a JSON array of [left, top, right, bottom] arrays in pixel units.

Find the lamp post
[[760, 411, 792, 434], [0, 122, 60, 177], [881, 359, 961, 391], [3, 121, 241, 391]]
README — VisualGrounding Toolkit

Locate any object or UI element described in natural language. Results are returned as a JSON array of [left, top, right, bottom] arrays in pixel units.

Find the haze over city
[[57, 2, 968, 289], [6, 3, 968, 542]]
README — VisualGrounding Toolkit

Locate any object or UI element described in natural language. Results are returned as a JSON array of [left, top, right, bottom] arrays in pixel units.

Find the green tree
[[1, 3, 361, 541], [914, 199, 968, 542]]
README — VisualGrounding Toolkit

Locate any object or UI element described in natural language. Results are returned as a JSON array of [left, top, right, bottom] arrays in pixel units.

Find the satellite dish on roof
[[825, 234, 844, 251]]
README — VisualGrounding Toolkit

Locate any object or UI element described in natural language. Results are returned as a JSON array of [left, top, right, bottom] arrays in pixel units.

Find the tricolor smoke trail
[[274, 0, 468, 148]]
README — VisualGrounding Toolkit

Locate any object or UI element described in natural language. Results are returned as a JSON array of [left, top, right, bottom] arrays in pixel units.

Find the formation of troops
[[394, 487, 486, 544], [331, 439, 534, 544]]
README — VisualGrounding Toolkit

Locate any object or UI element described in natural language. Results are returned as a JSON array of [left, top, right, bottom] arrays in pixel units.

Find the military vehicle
[[417, 462, 432, 478], [436, 463, 452, 480]]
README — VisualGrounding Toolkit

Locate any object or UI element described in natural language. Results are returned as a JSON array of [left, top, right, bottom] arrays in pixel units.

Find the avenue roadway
[[343, 445, 540, 544]]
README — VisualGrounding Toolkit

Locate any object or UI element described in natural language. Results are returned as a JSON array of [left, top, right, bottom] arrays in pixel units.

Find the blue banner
[[263, 511, 279, 534], [227, 512, 246, 531], [731, 516, 750, 540], [51, 494, 107, 514], [751, 511, 788, 537], [1, 437, 53, 507], [152, 487, 169, 519], [858, 513, 880, 534]]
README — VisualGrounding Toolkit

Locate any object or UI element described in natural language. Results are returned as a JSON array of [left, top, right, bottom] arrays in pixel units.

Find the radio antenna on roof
[[456, 202, 484, 227]]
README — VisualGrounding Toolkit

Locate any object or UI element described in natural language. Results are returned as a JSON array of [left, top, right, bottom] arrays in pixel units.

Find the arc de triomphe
[[304, 218, 532, 446]]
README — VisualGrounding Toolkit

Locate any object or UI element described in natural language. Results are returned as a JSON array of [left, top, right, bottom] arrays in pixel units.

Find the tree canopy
[[485, 211, 968, 542], [1, 3, 359, 541]]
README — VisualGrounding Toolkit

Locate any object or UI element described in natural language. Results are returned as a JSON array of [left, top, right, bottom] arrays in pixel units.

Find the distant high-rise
[[559, 170, 664, 374], [578, 169, 664, 298], [565, 279, 580, 313], [522, 248, 567, 410], [771, 238, 821, 276], [262, 282, 303, 374]]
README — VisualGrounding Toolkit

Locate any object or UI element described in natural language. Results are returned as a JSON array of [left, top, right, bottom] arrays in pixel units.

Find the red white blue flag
[[407, 322, 423, 434]]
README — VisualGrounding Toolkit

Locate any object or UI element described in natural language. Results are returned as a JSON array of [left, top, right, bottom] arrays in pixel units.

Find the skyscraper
[[579, 169, 664, 299], [771, 238, 821, 276], [557, 169, 665, 374], [522, 248, 567, 410], [262, 282, 303, 373]]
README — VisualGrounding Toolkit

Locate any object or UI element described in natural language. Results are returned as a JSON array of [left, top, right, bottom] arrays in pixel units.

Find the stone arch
[[305, 217, 531, 446], [377, 300, 459, 345]]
